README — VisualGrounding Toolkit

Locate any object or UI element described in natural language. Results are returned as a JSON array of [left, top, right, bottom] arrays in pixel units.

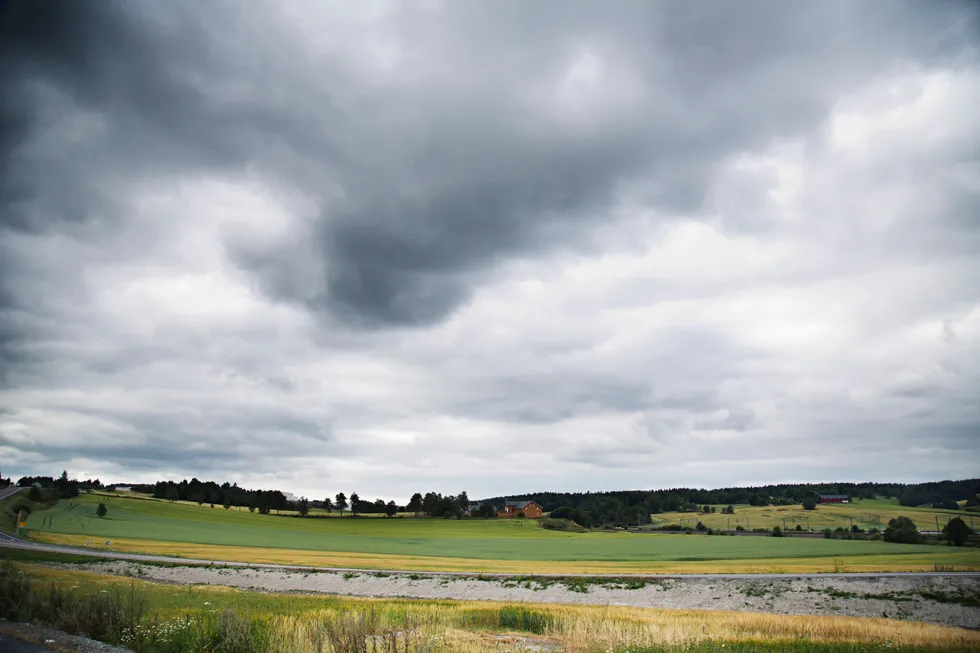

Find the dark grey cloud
[[0, 1, 978, 496]]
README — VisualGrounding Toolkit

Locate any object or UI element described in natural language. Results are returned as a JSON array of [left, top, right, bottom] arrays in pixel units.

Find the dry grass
[[28, 532, 980, 574], [10, 562, 980, 653]]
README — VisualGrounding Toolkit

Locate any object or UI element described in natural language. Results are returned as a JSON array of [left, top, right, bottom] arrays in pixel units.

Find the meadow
[[20, 493, 980, 574], [650, 498, 978, 533], [3, 561, 980, 653]]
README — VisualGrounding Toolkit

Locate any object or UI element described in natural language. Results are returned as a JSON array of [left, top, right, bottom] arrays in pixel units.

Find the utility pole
[[935, 515, 940, 536], [727, 517, 731, 532]]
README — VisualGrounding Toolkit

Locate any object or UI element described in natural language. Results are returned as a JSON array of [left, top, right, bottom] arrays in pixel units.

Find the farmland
[[20, 492, 980, 573], [650, 497, 978, 533]]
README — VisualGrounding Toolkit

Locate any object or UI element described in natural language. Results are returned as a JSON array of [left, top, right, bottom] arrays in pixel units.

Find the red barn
[[498, 500, 543, 518], [818, 494, 850, 504]]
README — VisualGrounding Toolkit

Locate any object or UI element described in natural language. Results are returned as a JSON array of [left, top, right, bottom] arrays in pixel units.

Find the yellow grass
[[654, 500, 978, 533], [28, 532, 980, 574], [12, 563, 980, 652]]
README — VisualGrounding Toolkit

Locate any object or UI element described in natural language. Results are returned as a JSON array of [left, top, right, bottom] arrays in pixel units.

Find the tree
[[771, 525, 783, 537], [350, 492, 360, 516], [323, 498, 334, 515], [457, 491, 470, 515], [297, 497, 310, 517], [28, 487, 42, 503], [165, 486, 180, 502], [478, 503, 496, 519], [335, 493, 347, 515], [96, 503, 108, 518], [883, 516, 920, 544], [722, 505, 735, 515], [695, 521, 707, 532], [802, 497, 817, 511], [517, 511, 526, 519], [795, 524, 803, 531], [223, 495, 232, 510], [407, 493, 423, 516], [385, 500, 397, 518], [944, 517, 971, 547], [421, 492, 439, 516], [550, 506, 575, 520], [702, 505, 711, 514]]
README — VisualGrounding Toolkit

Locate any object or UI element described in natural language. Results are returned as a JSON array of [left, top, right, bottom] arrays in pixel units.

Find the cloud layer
[[2, 0, 979, 500]]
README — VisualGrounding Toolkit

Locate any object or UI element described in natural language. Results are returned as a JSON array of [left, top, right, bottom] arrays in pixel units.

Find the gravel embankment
[[76, 562, 980, 630]]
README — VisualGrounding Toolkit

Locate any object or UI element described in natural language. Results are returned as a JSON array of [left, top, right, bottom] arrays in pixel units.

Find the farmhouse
[[818, 494, 850, 504], [498, 500, 543, 518]]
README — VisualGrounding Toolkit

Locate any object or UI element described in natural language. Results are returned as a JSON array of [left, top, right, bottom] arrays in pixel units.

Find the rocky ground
[[76, 562, 980, 630]]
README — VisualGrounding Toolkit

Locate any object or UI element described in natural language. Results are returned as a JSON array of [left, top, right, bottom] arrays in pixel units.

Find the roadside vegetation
[[3, 562, 979, 653]]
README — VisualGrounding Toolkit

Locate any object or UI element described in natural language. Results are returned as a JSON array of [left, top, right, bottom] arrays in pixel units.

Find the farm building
[[498, 500, 543, 518], [818, 494, 850, 504]]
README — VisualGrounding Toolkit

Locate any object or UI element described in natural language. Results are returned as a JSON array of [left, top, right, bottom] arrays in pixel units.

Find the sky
[[1, 1, 979, 503]]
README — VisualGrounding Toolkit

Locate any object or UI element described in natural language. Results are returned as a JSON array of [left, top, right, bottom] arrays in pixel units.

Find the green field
[[20, 492, 980, 573], [650, 498, 978, 533]]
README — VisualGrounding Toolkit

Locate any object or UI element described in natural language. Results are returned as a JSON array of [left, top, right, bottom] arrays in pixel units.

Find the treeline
[[897, 479, 980, 509], [145, 480, 291, 514], [482, 478, 980, 529], [15, 472, 105, 499]]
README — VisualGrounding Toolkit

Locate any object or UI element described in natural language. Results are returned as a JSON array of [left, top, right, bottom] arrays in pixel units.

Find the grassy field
[[4, 562, 980, 652], [651, 498, 978, 533], [20, 493, 980, 573]]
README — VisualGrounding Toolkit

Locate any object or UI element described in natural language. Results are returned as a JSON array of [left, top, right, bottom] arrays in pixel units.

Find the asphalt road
[[0, 635, 55, 653], [1, 531, 978, 580], [0, 486, 24, 501]]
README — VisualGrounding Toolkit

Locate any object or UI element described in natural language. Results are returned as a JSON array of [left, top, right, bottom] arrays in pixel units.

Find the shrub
[[321, 608, 379, 653], [97, 503, 108, 518], [735, 525, 745, 532], [695, 521, 707, 532], [28, 487, 42, 502], [884, 516, 920, 544], [795, 524, 802, 531], [823, 528, 833, 539], [0, 562, 31, 620], [771, 525, 783, 537], [944, 517, 972, 547], [802, 497, 817, 511]]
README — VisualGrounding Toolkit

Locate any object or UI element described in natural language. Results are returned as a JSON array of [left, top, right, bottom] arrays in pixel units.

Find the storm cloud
[[1, 0, 978, 499]]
